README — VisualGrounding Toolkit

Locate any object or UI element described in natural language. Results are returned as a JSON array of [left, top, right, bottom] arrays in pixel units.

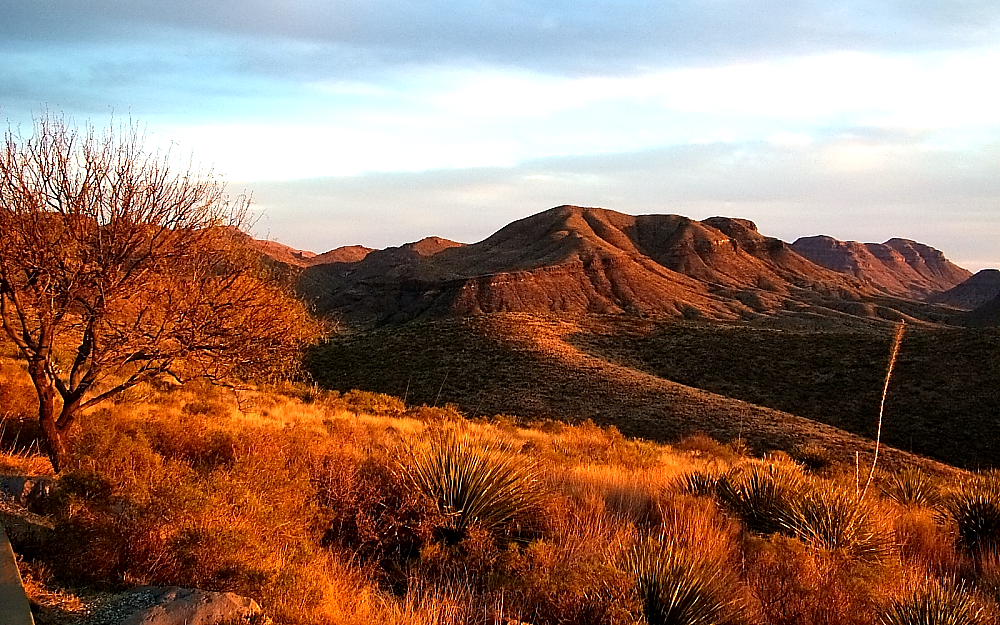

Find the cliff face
[[791, 235, 971, 298]]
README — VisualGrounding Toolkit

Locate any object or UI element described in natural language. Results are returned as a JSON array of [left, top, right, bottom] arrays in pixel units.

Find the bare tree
[[0, 114, 319, 471]]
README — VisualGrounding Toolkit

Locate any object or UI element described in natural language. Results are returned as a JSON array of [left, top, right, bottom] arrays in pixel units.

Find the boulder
[[110, 587, 265, 625]]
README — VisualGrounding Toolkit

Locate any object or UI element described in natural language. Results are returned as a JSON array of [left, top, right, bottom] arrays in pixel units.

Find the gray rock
[[104, 586, 265, 625]]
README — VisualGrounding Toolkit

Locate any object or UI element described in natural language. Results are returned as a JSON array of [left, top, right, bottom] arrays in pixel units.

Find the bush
[[341, 390, 406, 416], [403, 431, 548, 543]]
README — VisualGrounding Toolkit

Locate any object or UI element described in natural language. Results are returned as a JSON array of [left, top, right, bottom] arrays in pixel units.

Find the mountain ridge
[[286, 205, 967, 324]]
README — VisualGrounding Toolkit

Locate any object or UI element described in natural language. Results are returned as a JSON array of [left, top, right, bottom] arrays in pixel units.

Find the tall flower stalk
[[861, 321, 907, 497]]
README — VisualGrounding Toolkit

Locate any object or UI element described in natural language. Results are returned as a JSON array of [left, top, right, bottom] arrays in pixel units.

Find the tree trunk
[[27, 359, 68, 472], [39, 405, 68, 473]]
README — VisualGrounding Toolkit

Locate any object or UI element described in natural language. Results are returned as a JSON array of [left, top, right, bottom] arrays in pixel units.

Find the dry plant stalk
[[861, 320, 907, 497]]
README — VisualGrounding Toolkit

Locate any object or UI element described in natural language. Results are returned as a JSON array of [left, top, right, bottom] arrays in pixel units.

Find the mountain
[[931, 269, 1000, 309], [790, 235, 970, 298], [310, 245, 375, 266], [248, 238, 317, 268], [299, 205, 963, 324]]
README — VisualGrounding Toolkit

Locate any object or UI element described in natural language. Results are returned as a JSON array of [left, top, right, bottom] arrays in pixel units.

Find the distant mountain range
[[249, 205, 992, 325]]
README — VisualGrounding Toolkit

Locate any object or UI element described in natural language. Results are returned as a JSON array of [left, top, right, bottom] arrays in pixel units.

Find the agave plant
[[878, 581, 991, 625], [716, 461, 806, 535], [943, 476, 1000, 556], [626, 536, 751, 625], [403, 431, 547, 542], [781, 487, 890, 562], [881, 469, 942, 508]]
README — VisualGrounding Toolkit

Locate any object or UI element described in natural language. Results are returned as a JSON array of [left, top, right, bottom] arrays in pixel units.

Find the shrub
[[877, 581, 992, 625], [746, 536, 884, 625], [626, 536, 753, 625], [943, 477, 1000, 556], [342, 390, 406, 416], [781, 487, 890, 562], [403, 431, 548, 542], [882, 469, 942, 508], [717, 461, 807, 535]]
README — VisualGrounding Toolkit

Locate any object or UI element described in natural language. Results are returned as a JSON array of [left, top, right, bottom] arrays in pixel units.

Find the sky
[[1, 1, 998, 270]]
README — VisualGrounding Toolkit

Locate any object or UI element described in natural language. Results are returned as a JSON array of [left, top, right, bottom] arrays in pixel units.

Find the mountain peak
[[791, 234, 969, 297]]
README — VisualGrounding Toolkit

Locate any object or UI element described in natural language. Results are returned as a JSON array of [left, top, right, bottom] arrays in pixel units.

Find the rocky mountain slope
[[296, 206, 967, 324], [790, 235, 970, 297]]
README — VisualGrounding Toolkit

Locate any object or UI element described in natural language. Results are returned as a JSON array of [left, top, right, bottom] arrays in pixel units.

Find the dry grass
[[1, 351, 998, 624]]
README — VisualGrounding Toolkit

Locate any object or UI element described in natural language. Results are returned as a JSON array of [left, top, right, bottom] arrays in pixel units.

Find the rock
[[0, 475, 54, 510], [0, 476, 32, 502], [109, 587, 265, 625]]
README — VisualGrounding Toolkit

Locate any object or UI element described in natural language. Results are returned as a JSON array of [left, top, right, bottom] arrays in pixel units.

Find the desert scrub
[[627, 535, 754, 625], [403, 430, 548, 543], [877, 580, 994, 625], [717, 460, 808, 535]]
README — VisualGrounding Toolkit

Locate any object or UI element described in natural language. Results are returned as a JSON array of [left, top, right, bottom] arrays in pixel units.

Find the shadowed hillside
[[307, 313, 962, 472], [308, 314, 999, 469], [932, 269, 1000, 309]]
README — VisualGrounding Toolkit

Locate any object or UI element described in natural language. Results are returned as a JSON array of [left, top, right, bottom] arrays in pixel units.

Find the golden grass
[[1, 350, 999, 625]]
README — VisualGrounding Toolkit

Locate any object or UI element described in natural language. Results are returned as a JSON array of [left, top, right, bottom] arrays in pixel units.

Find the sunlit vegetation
[[2, 349, 999, 625]]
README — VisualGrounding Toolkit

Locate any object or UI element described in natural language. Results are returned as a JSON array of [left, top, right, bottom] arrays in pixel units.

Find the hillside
[[966, 293, 1000, 327], [931, 268, 1000, 309], [308, 314, 1000, 469], [298, 206, 966, 324]]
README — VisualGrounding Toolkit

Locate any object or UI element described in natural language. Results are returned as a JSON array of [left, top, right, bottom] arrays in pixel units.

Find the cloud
[[2, 1, 1000, 78]]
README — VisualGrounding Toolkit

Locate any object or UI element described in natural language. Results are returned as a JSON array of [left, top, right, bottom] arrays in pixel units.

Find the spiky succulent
[[881, 469, 941, 508], [943, 476, 1000, 556], [878, 582, 991, 625], [675, 471, 720, 497], [716, 462, 806, 535], [626, 537, 751, 625], [781, 487, 890, 562], [404, 431, 547, 541]]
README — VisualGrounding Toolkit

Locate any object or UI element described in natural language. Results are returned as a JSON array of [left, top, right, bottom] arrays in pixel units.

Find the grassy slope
[[308, 314, 955, 474]]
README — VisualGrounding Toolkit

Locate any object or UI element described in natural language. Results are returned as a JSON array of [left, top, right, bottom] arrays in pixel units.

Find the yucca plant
[[627, 536, 751, 625], [943, 477, 1000, 556], [675, 471, 720, 497], [781, 487, 890, 562], [403, 432, 547, 543], [881, 469, 942, 508], [878, 581, 991, 625], [717, 462, 806, 535]]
